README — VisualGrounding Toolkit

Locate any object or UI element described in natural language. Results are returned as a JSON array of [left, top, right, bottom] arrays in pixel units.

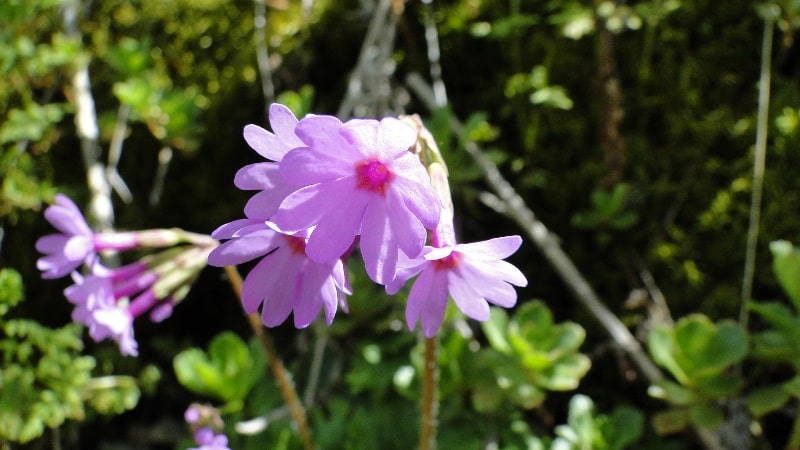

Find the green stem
[[740, 6, 776, 329], [224, 266, 315, 450], [419, 336, 439, 450]]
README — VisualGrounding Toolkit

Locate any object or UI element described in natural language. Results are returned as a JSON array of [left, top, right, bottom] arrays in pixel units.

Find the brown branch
[[223, 266, 315, 450]]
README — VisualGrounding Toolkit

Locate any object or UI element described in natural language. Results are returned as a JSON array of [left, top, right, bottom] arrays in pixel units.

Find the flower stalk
[[419, 335, 439, 450], [223, 265, 315, 450]]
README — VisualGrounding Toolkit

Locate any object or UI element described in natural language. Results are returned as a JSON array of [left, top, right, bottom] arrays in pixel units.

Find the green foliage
[[647, 314, 748, 433], [571, 183, 640, 241], [746, 241, 800, 420], [475, 301, 591, 411], [0, 268, 139, 443], [173, 331, 267, 407], [529, 394, 644, 450]]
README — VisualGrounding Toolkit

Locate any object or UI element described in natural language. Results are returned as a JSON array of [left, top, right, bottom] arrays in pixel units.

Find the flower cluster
[[210, 104, 527, 336], [35, 194, 216, 355], [184, 404, 230, 450]]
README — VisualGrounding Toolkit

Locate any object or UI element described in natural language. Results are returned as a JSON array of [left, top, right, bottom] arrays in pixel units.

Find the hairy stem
[[223, 265, 315, 450], [419, 336, 439, 450]]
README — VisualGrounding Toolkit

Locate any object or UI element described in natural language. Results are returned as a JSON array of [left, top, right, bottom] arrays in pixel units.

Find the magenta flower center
[[355, 158, 394, 194], [285, 235, 307, 254], [432, 252, 462, 271]]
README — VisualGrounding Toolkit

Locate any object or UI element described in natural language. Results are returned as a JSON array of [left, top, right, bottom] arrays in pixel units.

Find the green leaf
[[649, 379, 696, 405], [652, 408, 690, 435], [172, 332, 265, 403], [481, 307, 512, 355], [688, 403, 724, 429], [535, 353, 591, 391], [604, 406, 644, 450], [746, 384, 791, 417], [647, 325, 688, 385], [771, 240, 800, 310]]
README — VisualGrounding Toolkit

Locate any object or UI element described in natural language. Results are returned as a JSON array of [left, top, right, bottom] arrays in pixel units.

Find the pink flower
[[387, 236, 528, 338], [272, 116, 441, 284], [36, 194, 137, 279], [207, 221, 350, 328], [64, 261, 172, 357], [65, 270, 143, 356]]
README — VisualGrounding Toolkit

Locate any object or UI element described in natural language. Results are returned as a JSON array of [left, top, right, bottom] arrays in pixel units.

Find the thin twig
[[407, 72, 661, 383], [337, 0, 397, 118], [63, 0, 115, 233], [254, 0, 275, 109], [406, 72, 723, 450], [740, 6, 775, 330], [223, 266, 315, 450], [107, 103, 133, 203], [419, 336, 439, 450]]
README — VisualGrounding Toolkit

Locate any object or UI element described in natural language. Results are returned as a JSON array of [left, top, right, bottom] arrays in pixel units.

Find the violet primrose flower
[[387, 236, 528, 338], [207, 220, 350, 328], [35, 194, 137, 278], [272, 116, 441, 284]]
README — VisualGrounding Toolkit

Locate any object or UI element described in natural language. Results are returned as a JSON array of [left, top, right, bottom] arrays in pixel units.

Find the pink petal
[[386, 251, 429, 295], [260, 251, 305, 327], [376, 117, 417, 159], [207, 229, 280, 266], [340, 119, 380, 156], [234, 163, 281, 190], [467, 257, 528, 287], [293, 261, 329, 328], [273, 177, 360, 233], [304, 195, 367, 263], [406, 267, 448, 338], [448, 271, 490, 321], [458, 259, 518, 308], [268, 103, 304, 147], [295, 115, 355, 155], [386, 190, 426, 258], [456, 236, 523, 261], [243, 124, 295, 162], [211, 219, 266, 239], [63, 235, 93, 259], [35, 234, 69, 253], [391, 159, 441, 229], [244, 187, 294, 220], [45, 201, 91, 236], [359, 201, 397, 285], [280, 147, 354, 187]]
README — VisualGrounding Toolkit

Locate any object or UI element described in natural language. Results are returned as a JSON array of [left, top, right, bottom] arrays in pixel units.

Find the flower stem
[[419, 336, 439, 450], [223, 265, 315, 450]]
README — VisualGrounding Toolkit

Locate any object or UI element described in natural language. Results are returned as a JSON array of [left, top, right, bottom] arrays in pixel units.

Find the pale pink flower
[[387, 236, 527, 338], [272, 116, 441, 284]]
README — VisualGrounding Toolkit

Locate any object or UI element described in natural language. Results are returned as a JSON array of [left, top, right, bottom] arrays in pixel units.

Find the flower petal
[[458, 259, 518, 308], [211, 219, 267, 239], [293, 261, 329, 328], [207, 229, 280, 266], [340, 119, 379, 157], [243, 124, 297, 162], [448, 271, 490, 321], [280, 147, 354, 187], [456, 236, 523, 261], [467, 257, 528, 287], [243, 187, 295, 220], [304, 191, 368, 263], [295, 115, 363, 160], [273, 177, 360, 234], [35, 234, 69, 253], [268, 103, 304, 147], [260, 251, 305, 327], [386, 189, 426, 258], [406, 267, 448, 338], [376, 117, 417, 159], [360, 200, 397, 285], [63, 235, 93, 260], [234, 162, 281, 190]]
